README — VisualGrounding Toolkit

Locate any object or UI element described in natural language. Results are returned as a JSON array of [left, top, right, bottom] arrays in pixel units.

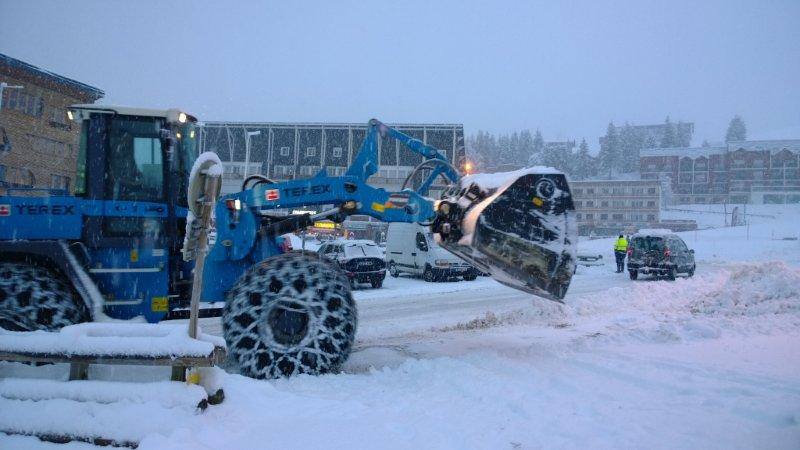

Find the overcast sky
[[2, 0, 798, 151]]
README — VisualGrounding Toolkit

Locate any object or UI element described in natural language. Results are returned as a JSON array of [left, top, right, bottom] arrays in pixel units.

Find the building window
[[694, 172, 708, 183], [695, 197, 706, 203], [575, 201, 582, 208], [332, 146, 343, 158], [576, 213, 582, 220], [585, 213, 593, 220], [647, 200, 656, 207], [612, 200, 624, 207], [612, 213, 624, 221], [587, 188, 595, 194], [600, 214, 608, 220], [647, 163, 657, 171], [280, 146, 290, 156], [647, 214, 656, 222], [3, 89, 44, 117], [632, 187, 644, 195], [601, 188, 609, 194], [647, 187, 656, 194], [306, 146, 316, 157], [49, 107, 69, 128], [601, 201, 609, 207], [50, 174, 70, 191], [573, 188, 583, 195], [752, 159, 765, 168], [612, 187, 624, 195], [585, 200, 594, 207]]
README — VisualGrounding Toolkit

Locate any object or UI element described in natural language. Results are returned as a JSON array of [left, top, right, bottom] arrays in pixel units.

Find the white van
[[385, 223, 477, 282]]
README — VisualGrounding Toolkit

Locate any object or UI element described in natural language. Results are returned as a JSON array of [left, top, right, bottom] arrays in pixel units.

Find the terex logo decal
[[13, 204, 76, 215], [282, 184, 332, 197], [0, 204, 10, 216], [265, 189, 280, 201]]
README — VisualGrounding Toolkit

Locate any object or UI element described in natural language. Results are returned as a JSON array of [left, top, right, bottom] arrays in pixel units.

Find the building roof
[[727, 139, 800, 155], [69, 104, 197, 123], [640, 146, 726, 158], [0, 53, 104, 100]]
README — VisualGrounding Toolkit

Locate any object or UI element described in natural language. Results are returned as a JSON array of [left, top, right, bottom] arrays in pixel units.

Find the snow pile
[[689, 261, 800, 317], [0, 323, 224, 357]]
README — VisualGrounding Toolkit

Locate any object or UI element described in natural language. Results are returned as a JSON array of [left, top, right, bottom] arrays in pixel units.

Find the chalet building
[[0, 53, 104, 192], [200, 121, 466, 196], [571, 180, 662, 236], [640, 140, 800, 204]]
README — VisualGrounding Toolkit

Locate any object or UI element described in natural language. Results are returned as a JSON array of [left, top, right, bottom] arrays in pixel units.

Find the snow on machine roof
[[69, 104, 197, 124]]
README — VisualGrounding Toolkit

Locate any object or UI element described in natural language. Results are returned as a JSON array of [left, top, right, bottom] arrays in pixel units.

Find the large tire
[[463, 271, 478, 281], [666, 267, 676, 281], [687, 265, 695, 278], [222, 252, 357, 379], [628, 270, 638, 280], [388, 261, 399, 278], [0, 262, 90, 332], [423, 266, 436, 282]]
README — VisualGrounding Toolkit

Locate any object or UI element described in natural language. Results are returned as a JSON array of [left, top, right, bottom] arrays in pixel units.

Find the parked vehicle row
[[315, 223, 480, 289]]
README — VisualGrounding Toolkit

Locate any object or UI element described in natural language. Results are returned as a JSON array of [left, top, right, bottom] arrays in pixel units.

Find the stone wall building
[[0, 53, 104, 192]]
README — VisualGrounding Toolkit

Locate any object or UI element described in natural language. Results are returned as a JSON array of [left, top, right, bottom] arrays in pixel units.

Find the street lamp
[[244, 130, 261, 179], [0, 82, 24, 110]]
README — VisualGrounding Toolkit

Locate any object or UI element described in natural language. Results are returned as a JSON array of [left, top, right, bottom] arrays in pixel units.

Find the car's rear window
[[632, 236, 665, 251]]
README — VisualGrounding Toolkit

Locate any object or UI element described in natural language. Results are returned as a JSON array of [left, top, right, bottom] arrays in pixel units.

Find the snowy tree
[[572, 139, 592, 180], [701, 139, 710, 148], [619, 124, 644, 173], [598, 122, 620, 178], [726, 115, 747, 142], [529, 129, 545, 165], [660, 116, 677, 148], [497, 134, 511, 165], [518, 130, 534, 166], [676, 121, 692, 147]]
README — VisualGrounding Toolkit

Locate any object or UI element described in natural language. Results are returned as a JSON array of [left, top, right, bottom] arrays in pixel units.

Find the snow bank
[[0, 323, 224, 357]]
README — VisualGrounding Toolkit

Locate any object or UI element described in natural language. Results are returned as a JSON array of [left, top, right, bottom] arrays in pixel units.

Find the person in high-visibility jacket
[[613, 235, 628, 273]]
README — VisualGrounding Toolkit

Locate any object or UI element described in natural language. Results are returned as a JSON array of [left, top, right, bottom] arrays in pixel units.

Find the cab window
[[106, 116, 165, 202]]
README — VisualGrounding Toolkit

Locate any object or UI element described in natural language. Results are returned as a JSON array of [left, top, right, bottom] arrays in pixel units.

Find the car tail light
[[627, 248, 632, 257], [664, 248, 671, 258], [279, 238, 293, 253]]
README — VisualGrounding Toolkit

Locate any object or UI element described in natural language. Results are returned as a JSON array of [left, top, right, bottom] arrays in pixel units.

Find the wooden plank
[[0, 430, 138, 448], [0, 346, 226, 368], [68, 362, 88, 381]]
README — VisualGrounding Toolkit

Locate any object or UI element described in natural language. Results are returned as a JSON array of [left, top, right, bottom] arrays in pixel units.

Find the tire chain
[[223, 252, 357, 378], [0, 262, 90, 331]]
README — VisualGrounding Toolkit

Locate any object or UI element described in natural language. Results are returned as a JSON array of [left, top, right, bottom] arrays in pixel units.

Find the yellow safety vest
[[614, 238, 628, 252]]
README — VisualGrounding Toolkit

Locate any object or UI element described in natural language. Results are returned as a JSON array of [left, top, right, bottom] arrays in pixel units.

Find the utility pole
[[0, 82, 24, 110]]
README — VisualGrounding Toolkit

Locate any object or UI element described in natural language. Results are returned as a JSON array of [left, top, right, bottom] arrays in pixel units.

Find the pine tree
[[497, 134, 511, 165], [619, 124, 642, 173], [529, 129, 545, 165], [660, 116, 676, 148], [573, 138, 592, 180], [518, 130, 534, 166], [598, 122, 620, 178], [676, 121, 692, 147], [726, 115, 747, 142]]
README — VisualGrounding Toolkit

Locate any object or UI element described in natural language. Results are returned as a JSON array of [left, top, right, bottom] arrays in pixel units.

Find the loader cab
[[67, 105, 199, 321]]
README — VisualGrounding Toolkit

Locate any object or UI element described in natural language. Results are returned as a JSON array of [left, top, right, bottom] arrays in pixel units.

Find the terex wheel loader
[[0, 105, 576, 379]]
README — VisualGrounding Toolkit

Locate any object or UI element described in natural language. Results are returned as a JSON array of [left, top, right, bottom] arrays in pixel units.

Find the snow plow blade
[[433, 170, 576, 302]]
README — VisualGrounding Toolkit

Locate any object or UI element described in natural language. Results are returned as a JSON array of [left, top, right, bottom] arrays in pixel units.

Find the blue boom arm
[[200, 119, 461, 302]]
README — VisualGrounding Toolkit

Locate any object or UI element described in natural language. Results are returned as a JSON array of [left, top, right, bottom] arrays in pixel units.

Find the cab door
[[80, 113, 172, 322]]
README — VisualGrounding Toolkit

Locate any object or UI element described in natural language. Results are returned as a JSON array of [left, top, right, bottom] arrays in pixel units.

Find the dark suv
[[318, 240, 386, 288], [626, 232, 695, 280]]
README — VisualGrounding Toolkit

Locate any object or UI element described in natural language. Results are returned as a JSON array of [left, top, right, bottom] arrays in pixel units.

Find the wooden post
[[188, 171, 221, 340]]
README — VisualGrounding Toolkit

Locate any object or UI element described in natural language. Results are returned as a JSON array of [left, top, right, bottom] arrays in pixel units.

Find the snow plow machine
[[0, 105, 575, 446]]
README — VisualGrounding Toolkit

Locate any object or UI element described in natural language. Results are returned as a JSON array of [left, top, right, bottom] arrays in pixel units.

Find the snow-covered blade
[[435, 170, 576, 301]]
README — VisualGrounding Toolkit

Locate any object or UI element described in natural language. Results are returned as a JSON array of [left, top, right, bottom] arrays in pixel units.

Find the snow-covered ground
[[2, 206, 799, 449]]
